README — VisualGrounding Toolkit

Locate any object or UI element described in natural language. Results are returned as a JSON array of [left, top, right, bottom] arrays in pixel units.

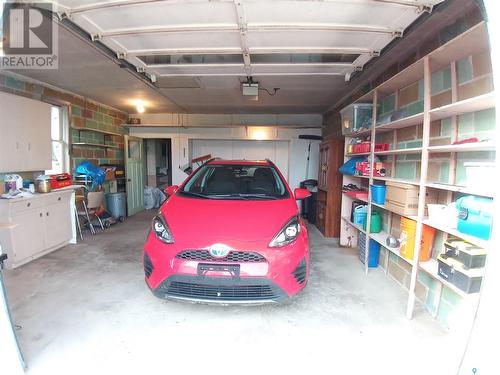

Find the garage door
[[191, 140, 289, 180]]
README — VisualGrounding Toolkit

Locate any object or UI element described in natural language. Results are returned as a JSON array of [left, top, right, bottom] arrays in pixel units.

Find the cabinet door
[[43, 202, 72, 249], [24, 100, 52, 171], [10, 211, 46, 262], [0, 92, 25, 172]]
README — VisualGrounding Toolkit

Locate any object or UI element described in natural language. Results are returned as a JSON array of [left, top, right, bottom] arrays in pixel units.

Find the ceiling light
[[135, 100, 145, 113]]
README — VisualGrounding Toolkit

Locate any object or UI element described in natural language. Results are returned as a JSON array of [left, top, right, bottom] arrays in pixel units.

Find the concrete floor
[[4, 210, 468, 375]]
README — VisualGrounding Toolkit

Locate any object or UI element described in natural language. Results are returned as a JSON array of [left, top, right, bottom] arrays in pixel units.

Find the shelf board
[[375, 112, 424, 132], [371, 201, 419, 220], [418, 259, 480, 299], [422, 219, 489, 248], [427, 141, 496, 153], [375, 147, 422, 155], [425, 182, 495, 198], [72, 127, 125, 137], [429, 92, 496, 121], [72, 142, 120, 149], [372, 177, 419, 185], [347, 175, 370, 179], [369, 230, 414, 266], [342, 192, 368, 203], [345, 152, 371, 157], [341, 216, 366, 234]]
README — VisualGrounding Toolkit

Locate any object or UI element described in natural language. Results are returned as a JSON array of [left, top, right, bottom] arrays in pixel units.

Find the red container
[[49, 173, 73, 189], [351, 142, 389, 154], [352, 142, 371, 153], [356, 161, 387, 177], [374, 143, 389, 152]]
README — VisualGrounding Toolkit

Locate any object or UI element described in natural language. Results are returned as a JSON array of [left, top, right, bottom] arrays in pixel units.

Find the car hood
[[161, 195, 299, 243]]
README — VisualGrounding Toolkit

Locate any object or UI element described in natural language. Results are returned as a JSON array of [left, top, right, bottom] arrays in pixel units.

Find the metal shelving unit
[[339, 21, 495, 320]]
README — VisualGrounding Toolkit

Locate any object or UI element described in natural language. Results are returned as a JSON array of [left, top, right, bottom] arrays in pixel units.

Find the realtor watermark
[[1, 2, 58, 69]]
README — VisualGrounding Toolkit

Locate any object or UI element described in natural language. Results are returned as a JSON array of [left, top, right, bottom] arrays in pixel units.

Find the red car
[[143, 159, 311, 303]]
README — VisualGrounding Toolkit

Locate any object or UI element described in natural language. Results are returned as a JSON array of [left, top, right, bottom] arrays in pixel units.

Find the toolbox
[[443, 239, 486, 269], [49, 173, 73, 189], [456, 195, 493, 240], [437, 254, 484, 294]]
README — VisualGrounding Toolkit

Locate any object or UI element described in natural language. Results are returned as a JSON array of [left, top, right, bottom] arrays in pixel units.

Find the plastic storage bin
[[371, 184, 386, 205], [106, 192, 127, 220], [399, 217, 436, 261], [340, 103, 373, 135], [427, 203, 458, 228], [456, 195, 493, 240], [358, 232, 380, 268]]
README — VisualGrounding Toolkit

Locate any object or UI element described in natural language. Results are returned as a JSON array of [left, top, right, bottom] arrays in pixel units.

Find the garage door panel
[[191, 140, 289, 181]]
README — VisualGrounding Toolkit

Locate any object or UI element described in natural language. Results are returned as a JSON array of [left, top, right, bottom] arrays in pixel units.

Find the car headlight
[[152, 213, 174, 244], [269, 215, 301, 248]]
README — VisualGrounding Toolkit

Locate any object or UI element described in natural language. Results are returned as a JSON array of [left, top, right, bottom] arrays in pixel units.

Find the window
[[45, 106, 69, 175]]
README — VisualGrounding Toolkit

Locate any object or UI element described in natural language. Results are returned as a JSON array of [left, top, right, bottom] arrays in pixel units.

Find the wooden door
[[318, 142, 330, 191]]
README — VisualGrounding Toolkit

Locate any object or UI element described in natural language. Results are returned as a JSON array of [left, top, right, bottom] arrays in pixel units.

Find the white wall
[[129, 126, 321, 190]]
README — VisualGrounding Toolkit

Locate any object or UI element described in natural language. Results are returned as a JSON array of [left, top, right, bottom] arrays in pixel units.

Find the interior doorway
[[145, 139, 173, 190]]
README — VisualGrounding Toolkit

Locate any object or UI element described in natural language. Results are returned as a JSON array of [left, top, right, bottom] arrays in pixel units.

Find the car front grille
[[176, 250, 266, 263], [292, 258, 307, 284], [167, 281, 277, 301], [143, 252, 154, 278]]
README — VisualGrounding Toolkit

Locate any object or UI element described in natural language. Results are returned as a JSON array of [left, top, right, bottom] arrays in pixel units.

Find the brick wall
[[0, 73, 128, 170]]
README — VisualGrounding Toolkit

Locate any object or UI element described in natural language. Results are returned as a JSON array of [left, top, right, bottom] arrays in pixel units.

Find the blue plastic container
[[358, 233, 380, 268], [456, 196, 493, 240], [371, 184, 387, 205]]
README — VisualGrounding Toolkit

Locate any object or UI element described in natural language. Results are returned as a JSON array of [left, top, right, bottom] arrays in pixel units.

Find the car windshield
[[180, 164, 289, 200]]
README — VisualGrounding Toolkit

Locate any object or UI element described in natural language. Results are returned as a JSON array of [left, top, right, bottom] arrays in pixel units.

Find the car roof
[[206, 159, 271, 166]]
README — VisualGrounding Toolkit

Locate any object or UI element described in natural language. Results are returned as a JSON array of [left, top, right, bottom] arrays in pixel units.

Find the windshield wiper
[[235, 193, 278, 200], [178, 191, 211, 199]]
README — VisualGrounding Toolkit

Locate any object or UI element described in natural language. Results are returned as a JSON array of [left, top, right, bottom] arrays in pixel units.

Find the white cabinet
[[0, 91, 52, 173], [0, 190, 73, 269]]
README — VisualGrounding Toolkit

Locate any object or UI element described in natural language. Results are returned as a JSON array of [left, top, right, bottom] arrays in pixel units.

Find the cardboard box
[[384, 181, 438, 216]]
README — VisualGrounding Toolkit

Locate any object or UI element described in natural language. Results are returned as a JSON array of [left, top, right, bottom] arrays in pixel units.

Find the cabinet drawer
[[43, 191, 72, 206], [7, 198, 44, 216]]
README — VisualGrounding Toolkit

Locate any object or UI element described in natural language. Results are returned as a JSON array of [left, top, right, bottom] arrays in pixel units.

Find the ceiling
[[11, 0, 445, 114]]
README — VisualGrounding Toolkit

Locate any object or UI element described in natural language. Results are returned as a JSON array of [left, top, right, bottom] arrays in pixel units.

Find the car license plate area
[[197, 263, 240, 279]]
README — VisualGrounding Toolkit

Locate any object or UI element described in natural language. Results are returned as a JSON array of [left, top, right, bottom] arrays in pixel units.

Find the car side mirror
[[294, 188, 311, 200], [165, 185, 179, 196]]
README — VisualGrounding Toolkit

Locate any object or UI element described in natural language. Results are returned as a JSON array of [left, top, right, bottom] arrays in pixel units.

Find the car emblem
[[209, 243, 231, 258]]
